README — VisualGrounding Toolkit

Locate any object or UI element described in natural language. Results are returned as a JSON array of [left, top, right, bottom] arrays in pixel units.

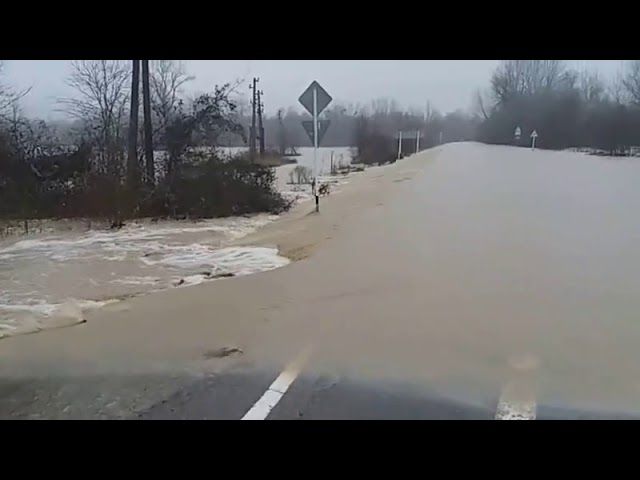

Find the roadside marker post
[[530, 130, 538, 151], [299, 81, 332, 213]]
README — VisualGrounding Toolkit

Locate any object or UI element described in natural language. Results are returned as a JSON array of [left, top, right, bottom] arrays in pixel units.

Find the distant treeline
[[221, 99, 479, 151], [4, 60, 640, 222], [475, 60, 640, 154], [229, 60, 640, 157]]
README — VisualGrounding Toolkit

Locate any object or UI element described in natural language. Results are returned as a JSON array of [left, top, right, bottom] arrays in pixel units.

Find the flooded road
[[276, 142, 640, 415], [3, 142, 640, 418]]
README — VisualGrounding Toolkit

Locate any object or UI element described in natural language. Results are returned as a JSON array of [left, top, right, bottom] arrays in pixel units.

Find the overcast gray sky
[[1, 60, 625, 120]]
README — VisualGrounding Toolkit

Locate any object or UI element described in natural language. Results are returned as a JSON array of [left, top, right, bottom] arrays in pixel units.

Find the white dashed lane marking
[[241, 347, 312, 420]]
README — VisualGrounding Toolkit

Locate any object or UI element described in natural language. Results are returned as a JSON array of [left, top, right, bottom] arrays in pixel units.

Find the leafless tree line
[[475, 60, 640, 153], [0, 61, 31, 120], [55, 59, 194, 182], [1, 60, 290, 221]]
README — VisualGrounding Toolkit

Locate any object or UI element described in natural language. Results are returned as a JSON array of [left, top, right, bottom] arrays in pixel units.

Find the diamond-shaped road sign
[[298, 81, 332, 116], [302, 120, 331, 146]]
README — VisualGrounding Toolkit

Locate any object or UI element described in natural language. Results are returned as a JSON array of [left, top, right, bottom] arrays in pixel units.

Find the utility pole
[[142, 60, 154, 184], [277, 108, 286, 156], [127, 60, 140, 189], [257, 89, 265, 156], [250, 77, 258, 162]]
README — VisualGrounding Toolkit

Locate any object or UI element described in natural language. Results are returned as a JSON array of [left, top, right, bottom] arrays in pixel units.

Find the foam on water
[[146, 246, 290, 277], [0, 298, 119, 338], [0, 214, 289, 340], [111, 276, 162, 286], [0, 215, 278, 261]]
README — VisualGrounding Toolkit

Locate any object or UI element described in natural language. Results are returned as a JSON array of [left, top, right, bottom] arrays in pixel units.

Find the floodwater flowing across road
[[0, 214, 289, 339], [0, 149, 350, 342], [293, 142, 640, 414], [5, 142, 640, 417], [232, 142, 640, 415]]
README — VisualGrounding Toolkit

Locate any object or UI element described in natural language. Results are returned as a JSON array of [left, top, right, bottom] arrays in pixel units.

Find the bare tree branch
[[57, 60, 131, 174], [490, 60, 569, 105], [472, 88, 490, 120], [150, 60, 194, 138], [0, 61, 32, 119], [622, 60, 640, 105]]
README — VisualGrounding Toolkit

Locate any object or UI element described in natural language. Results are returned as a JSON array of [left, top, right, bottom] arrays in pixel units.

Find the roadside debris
[[203, 346, 244, 359]]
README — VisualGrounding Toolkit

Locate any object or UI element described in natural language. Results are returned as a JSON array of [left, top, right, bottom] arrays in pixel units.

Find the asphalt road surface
[[138, 363, 638, 420]]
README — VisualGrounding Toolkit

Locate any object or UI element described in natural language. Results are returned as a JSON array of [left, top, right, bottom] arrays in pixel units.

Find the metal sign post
[[313, 88, 318, 180], [299, 81, 332, 213], [397, 131, 403, 159]]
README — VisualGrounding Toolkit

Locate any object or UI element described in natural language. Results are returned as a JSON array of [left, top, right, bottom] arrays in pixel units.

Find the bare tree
[[58, 60, 130, 174], [0, 61, 31, 119], [6, 103, 33, 158], [490, 60, 568, 105], [472, 88, 490, 120], [623, 60, 640, 105], [578, 69, 605, 103], [370, 98, 400, 117], [150, 60, 194, 136], [610, 69, 629, 105]]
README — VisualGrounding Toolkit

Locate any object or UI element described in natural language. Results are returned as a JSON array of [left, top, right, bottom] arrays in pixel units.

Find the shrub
[[139, 152, 291, 218], [289, 165, 312, 184]]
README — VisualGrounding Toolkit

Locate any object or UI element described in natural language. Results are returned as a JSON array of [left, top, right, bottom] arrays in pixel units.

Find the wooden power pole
[[141, 60, 154, 184], [249, 77, 258, 162], [257, 89, 265, 156], [127, 60, 140, 188], [277, 108, 286, 156]]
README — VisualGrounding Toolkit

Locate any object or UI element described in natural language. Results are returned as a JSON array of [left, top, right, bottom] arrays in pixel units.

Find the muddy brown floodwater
[[313, 143, 640, 412], [246, 142, 640, 414], [3, 142, 640, 417]]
